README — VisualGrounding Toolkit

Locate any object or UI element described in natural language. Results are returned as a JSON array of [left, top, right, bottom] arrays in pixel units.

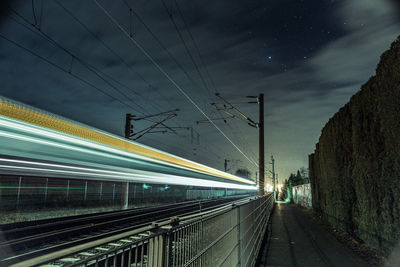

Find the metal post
[[44, 178, 48, 204], [16, 176, 22, 207], [258, 93, 265, 195], [84, 181, 88, 201], [112, 183, 116, 203], [271, 155, 276, 200], [122, 181, 129, 210], [66, 180, 70, 201], [99, 182, 103, 200], [237, 205, 241, 266], [125, 113, 132, 139], [133, 183, 136, 202], [123, 114, 133, 210]]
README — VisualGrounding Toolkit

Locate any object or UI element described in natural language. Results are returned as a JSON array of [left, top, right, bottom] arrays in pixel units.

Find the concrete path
[[258, 204, 370, 267]]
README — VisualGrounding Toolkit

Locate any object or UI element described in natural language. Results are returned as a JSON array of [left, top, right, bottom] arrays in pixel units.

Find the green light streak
[[0, 186, 84, 189]]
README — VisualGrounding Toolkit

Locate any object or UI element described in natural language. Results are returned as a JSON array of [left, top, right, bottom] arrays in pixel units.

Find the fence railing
[[36, 194, 274, 267]]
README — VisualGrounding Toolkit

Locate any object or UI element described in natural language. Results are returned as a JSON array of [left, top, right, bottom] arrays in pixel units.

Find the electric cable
[[160, 0, 214, 100], [6, 9, 150, 117], [93, 0, 258, 167], [120, 0, 213, 108]]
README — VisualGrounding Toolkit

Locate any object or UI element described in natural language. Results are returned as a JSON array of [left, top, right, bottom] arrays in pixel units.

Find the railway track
[[0, 196, 249, 266]]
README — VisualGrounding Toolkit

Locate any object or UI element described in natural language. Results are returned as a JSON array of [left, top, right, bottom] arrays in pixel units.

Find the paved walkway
[[258, 204, 370, 267]]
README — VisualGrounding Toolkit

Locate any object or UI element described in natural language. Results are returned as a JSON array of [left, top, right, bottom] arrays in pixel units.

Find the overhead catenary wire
[[171, 0, 259, 166], [172, 0, 219, 97], [7, 6, 190, 138], [53, 0, 173, 117], [160, 0, 214, 101], [6, 9, 199, 158], [93, 0, 258, 167], [6, 8, 151, 118], [118, 0, 234, 158], [169, 0, 259, 164], [118, 0, 220, 154], [51, 1, 225, 161], [0, 33, 140, 113], [0, 4, 230, 167], [6, 6, 181, 127], [6, 2, 247, 168], [120, 0, 213, 109]]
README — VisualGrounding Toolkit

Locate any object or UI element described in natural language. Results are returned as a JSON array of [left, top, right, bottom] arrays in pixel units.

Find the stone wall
[[309, 37, 400, 252], [292, 183, 312, 208]]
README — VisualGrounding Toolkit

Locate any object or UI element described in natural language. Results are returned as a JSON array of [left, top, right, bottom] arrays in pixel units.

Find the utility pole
[[271, 155, 276, 199], [121, 114, 133, 210], [258, 93, 264, 195], [123, 110, 179, 209], [125, 113, 133, 139], [224, 159, 229, 172], [199, 93, 265, 195], [224, 159, 229, 197]]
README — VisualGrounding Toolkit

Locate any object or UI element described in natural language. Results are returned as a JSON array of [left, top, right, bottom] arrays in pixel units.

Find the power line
[[53, 0, 172, 117], [51, 1, 205, 143], [93, 0, 257, 167], [120, 0, 213, 108], [4, 4, 229, 164], [8, 6, 192, 136], [7, 7, 209, 158], [118, 0, 232, 156], [118, 0, 222, 153], [6, 8, 150, 117], [170, 1, 258, 163], [160, 0, 213, 100], [51, 2, 205, 152], [9, 2, 249, 167], [0, 33, 140, 112], [172, 0, 218, 97]]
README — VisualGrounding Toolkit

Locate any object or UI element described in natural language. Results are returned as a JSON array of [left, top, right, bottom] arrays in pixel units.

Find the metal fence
[[38, 194, 274, 267]]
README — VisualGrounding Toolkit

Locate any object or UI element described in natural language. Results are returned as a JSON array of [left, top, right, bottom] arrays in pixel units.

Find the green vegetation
[[288, 167, 309, 186]]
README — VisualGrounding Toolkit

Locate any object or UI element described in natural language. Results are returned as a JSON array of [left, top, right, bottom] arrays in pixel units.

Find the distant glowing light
[[277, 184, 283, 192], [265, 184, 273, 192]]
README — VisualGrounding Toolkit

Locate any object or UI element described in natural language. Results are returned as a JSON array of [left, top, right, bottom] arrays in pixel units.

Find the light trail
[[0, 105, 256, 188], [0, 97, 255, 184], [0, 163, 257, 190], [93, 0, 258, 168]]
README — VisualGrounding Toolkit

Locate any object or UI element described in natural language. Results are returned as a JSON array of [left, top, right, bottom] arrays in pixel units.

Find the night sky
[[0, 0, 399, 183]]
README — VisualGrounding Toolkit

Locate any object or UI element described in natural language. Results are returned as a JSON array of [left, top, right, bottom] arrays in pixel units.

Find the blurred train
[[0, 97, 257, 211]]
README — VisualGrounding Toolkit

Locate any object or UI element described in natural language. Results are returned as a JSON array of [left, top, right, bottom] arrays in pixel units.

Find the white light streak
[[0, 116, 254, 185], [93, 0, 258, 168], [0, 162, 257, 190]]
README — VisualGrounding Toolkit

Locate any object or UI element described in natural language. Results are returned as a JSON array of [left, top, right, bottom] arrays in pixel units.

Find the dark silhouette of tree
[[288, 167, 309, 186]]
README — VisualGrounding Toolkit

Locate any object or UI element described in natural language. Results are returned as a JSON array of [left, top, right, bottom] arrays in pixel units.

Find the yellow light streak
[[0, 98, 254, 185]]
